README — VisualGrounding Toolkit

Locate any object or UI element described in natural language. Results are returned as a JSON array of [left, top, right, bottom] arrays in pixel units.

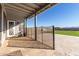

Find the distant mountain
[[55, 26, 79, 31]]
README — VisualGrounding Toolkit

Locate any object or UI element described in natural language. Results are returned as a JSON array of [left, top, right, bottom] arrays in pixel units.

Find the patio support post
[[34, 13, 37, 41], [25, 19, 27, 36], [23, 20, 25, 36], [52, 26, 55, 50], [1, 4, 6, 45]]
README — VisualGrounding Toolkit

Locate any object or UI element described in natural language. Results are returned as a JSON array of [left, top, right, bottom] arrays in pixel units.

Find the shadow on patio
[[6, 37, 53, 50]]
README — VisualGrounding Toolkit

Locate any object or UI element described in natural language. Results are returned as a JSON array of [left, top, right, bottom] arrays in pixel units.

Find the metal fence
[[26, 26, 55, 50]]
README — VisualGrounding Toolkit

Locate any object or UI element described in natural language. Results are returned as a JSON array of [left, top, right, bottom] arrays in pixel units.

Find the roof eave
[[26, 3, 58, 19]]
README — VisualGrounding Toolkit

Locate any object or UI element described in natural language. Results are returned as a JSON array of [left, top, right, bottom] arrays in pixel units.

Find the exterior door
[[7, 21, 15, 37]]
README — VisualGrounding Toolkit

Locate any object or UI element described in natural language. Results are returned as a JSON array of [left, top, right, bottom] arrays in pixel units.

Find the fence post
[[31, 28, 32, 38], [52, 26, 55, 50], [41, 26, 43, 44]]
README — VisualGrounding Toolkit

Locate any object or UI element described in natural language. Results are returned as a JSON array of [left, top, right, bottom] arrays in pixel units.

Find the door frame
[[7, 20, 16, 37]]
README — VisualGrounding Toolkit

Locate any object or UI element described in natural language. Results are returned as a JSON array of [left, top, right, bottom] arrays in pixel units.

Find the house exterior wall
[[14, 20, 24, 37], [0, 4, 7, 45], [1, 13, 7, 46], [0, 4, 25, 46], [0, 5, 2, 45], [7, 20, 24, 37], [0, 7, 24, 46]]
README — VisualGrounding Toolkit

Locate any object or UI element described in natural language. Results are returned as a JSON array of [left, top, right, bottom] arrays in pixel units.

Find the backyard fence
[[26, 26, 55, 50]]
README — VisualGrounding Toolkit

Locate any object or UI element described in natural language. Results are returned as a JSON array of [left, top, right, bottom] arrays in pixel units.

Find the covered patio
[[0, 3, 56, 50]]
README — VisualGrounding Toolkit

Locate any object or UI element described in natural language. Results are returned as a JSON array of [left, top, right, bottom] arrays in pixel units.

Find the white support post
[[1, 4, 6, 46], [22, 20, 25, 36], [20, 20, 24, 37]]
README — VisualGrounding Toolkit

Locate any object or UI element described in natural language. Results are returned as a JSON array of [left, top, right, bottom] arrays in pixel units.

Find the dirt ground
[[0, 34, 79, 56], [37, 33, 79, 56], [55, 34, 79, 56]]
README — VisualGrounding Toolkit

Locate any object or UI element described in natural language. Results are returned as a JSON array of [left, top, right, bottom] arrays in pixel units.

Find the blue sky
[[27, 3, 79, 27]]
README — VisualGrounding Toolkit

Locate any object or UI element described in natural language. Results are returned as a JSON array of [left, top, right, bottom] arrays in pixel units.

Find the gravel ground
[[37, 33, 79, 56], [55, 34, 79, 56]]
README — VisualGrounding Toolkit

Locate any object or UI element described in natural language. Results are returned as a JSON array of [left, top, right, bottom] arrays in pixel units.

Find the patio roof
[[3, 3, 57, 20]]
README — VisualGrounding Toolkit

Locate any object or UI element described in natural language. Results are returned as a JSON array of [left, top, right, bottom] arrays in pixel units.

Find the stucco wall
[[0, 5, 2, 45], [0, 4, 7, 45]]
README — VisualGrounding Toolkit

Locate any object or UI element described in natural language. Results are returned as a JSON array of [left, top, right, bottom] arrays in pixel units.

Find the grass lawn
[[55, 30, 79, 37]]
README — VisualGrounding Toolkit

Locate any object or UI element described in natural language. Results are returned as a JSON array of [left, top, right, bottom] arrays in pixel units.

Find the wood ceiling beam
[[7, 13, 25, 20], [6, 7, 29, 15], [7, 11, 27, 18], [23, 3, 40, 9], [22, 4, 38, 10], [34, 3, 46, 7], [13, 3, 35, 12], [5, 4, 32, 13]]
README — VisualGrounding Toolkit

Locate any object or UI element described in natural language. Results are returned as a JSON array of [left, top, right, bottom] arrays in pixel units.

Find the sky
[[26, 3, 79, 27]]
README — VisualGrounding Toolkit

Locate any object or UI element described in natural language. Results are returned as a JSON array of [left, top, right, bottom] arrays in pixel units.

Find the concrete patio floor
[[0, 47, 58, 56]]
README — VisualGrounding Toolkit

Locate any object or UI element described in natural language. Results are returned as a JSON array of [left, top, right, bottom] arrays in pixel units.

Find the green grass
[[55, 30, 79, 37]]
